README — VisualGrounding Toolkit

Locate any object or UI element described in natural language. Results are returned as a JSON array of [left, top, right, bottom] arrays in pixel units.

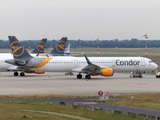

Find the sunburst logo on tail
[[56, 41, 66, 53], [36, 41, 46, 52], [10, 41, 24, 57]]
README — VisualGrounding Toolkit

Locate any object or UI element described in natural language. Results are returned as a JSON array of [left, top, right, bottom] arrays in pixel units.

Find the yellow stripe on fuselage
[[34, 57, 53, 69], [38, 54, 45, 56]]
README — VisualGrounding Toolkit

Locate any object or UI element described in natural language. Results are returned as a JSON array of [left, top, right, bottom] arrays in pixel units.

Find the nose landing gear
[[130, 71, 143, 78]]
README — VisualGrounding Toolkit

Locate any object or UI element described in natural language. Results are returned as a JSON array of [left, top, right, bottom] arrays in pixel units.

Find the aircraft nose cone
[[154, 63, 158, 69]]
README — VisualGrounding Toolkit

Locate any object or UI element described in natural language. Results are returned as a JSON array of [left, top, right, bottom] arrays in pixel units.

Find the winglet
[[84, 55, 92, 64], [31, 38, 47, 53], [8, 36, 33, 60], [49, 37, 67, 56]]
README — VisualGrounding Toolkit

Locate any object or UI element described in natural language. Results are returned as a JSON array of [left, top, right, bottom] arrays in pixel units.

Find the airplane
[[64, 44, 70, 55], [63, 44, 86, 56], [47, 37, 67, 56], [0, 38, 47, 75], [31, 37, 67, 56], [0, 38, 47, 56], [0, 36, 67, 76], [5, 36, 158, 79], [31, 38, 47, 54]]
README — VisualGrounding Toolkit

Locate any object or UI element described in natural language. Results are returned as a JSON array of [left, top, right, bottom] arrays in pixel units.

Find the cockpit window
[[149, 61, 153, 63]]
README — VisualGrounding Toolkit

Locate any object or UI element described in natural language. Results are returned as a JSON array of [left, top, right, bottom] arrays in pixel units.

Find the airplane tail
[[49, 37, 67, 56], [8, 36, 33, 60], [64, 44, 70, 55], [66, 44, 70, 53], [31, 38, 47, 54]]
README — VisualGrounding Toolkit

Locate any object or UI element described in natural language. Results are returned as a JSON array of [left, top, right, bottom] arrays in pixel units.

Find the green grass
[[0, 93, 158, 119], [0, 101, 146, 120], [102, 93, 160, 111]]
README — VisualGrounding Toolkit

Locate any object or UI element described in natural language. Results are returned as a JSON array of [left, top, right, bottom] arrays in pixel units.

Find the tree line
[[0, 38, 160, 49]]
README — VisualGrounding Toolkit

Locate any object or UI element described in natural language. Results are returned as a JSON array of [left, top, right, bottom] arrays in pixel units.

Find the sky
[[0, 0, 160, 40]]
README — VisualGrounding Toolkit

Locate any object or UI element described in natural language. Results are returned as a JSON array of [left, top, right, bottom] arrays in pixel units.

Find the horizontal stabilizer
[[14, 59, 26, 65], [5, 59, 26, 66]]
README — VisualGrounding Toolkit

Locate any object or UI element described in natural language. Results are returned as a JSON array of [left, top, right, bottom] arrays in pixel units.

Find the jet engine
[[24, 70, 45, 74], [90, 68, 114, 77], [100, 68, 114, 76]]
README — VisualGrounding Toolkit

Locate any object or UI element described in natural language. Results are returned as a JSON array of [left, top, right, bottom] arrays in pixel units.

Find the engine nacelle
[[25, 70, 45, 74], [100, 68, 114, 77], [34, 70, 45, 74], [90, 73, 99, 76]]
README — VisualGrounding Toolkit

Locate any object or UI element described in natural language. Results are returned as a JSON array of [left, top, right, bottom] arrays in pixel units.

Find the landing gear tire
[[85, 75, 91, 79], [77, 74, 82, 79], [20, 72, 25, 76], [14, 71, 18, 76]]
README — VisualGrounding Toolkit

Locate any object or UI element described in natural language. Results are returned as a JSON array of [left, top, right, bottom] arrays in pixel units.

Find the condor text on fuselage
[[116, 59, 140, 66]]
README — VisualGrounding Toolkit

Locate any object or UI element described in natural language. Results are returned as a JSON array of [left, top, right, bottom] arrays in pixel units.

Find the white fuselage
[[34, 56, 157, 72], [0, 53, 158, 72]]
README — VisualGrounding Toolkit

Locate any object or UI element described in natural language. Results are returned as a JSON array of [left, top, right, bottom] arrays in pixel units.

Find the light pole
[[96, 39, 100, 56], [143, 34, 148, 57]]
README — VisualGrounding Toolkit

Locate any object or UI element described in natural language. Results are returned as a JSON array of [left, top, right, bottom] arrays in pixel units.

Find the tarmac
[[0, 71, 159, 95]]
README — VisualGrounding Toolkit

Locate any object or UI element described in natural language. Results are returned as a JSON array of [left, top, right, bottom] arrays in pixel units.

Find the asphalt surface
[[0, 71, 159, 95]]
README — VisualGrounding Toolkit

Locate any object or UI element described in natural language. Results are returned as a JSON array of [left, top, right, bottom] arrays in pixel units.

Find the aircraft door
[[112, 59, 116, 67], [141, 59, 145, 67], [74, 60, 78, 67]]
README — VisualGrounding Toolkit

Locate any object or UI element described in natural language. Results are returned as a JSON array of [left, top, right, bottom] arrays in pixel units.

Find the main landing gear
[[85, 75, 91, 79], [14, 71, 18, 76], [130, 71, 143, 78], [14, 71, 25, 76], [77, 74, 82, 79], [77, 73, 91, 79]]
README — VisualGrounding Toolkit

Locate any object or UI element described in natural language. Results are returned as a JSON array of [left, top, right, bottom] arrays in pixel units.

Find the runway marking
[[125, 83, 160, 86]]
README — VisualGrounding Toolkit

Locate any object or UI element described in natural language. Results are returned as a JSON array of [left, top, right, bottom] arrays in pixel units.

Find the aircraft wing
[[72, 65, 109, 74], [71, 55, 109, 74]]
